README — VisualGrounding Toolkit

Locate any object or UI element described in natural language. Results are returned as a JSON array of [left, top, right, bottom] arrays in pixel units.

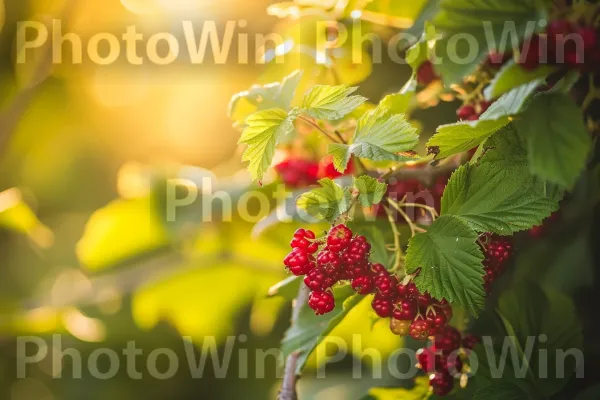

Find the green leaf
[[379, 91, 415, 115], [354, 176, 387, 207], [281, 286, 362, 374], [327, 143, 352, 173], [228, 70, 302, 123], [514, 92, 591, 188], [432, 0, 546, 85], [473, 382, 531, 400], [350, 106, 419, 162], [406, 21, 437, 76], [302, 84, 367, 120], [296, 178, 352, 223], [484, 60, 557, 99], [405, 215, 485, 316], [427, 79, 542, 159], [238, 108, 299, 182], [427, 118, 509, 159], [496, 282, 583, 397], [441, 127, 561, 235]]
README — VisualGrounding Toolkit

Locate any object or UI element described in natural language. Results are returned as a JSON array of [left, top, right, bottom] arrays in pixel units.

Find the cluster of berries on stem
[[519, 19, 600, 72], [480, 234, 514, 294], [274, 156, 354, 188], [416, 327, 482, 396]]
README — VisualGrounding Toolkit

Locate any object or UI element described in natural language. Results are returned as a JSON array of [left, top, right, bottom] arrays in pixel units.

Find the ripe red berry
[[389, 319, 411, 336], [374, 270, 399, 298], [327, 224, 353, 252], [317, 250, 343, 276], [392, 299, 417, 321], [274, 159, 320, 188], [416, 347, 437, 372], [304, 267, 335, 291], [429, 372, 454, 396], [410, 319, 431, 340], [519, 35, 542, 70], [397, 281, 417, 299], [416, 61, 438, 85], [372, 295, 393, 318], [351, 275, 375, 295], [426, 309, 447, 335], [434, 326, 462, 354], [457, 105, 476, 120], [308, 291, 335, 315], [284, 248, 315, 276], [290, 228, 318, 253]]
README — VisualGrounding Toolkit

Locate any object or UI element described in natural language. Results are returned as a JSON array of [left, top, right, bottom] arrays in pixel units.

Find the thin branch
[[383, 204, 403, 272], [298, 115, 341, 143], [278, 284, 310, 400]]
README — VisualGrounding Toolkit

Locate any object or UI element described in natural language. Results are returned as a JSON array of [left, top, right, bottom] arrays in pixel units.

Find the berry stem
[[387, 198, 427, 237], [298, 115, 342, 144], [383, 204, 404, 273]]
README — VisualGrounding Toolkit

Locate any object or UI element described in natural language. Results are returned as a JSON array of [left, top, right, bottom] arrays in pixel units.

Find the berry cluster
[[481, 234, 514, 293], [519, 19, 600, 72], [416, 61, 440, 86], [416, 328, 481, 396], [284, 225, 371, 315], [274, 159, 319, 188], [456, 100, 494, 121], [274, 157, 354, 188]]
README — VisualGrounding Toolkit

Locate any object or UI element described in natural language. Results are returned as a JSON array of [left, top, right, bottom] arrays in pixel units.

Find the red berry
[[546, 19, 574, 44], [275, 159, 320, 188], [434, 326, 462, 354], [429, 372, 454, 396], [392, 299, 417, 320], [304, 267, 335, 290], [416, 61, 438, 85], [577, 26, 598, 51], [372, 294, 393, 318], [457, 105, 476, 120], [374, 271, 399, 299], [351, 275, 375, 295], [327, 224, 353, 252], [308, 291, 335, 315], [290, 228, 318, 253], [284, 248, 315, 276], [416, 347, 437, 372], [519, 35, 542, 70], [345, 260, 370, 280], [426, 309, 447, 335], [417, 292, 432, 308], [317, 250, 343, 276], [371, 263, 387, 274], [410, 319, 431, 340]]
